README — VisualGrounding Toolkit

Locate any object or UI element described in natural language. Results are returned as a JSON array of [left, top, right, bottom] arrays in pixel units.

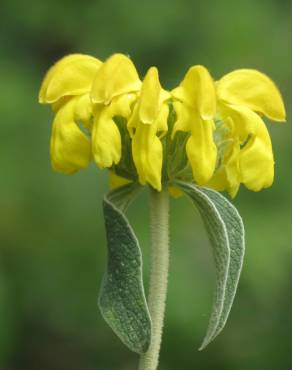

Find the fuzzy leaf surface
[[200, 187, 245, 344], [176, 181, 244, 349], [99, 186, 151, 354], [176, 181, 230, 349]]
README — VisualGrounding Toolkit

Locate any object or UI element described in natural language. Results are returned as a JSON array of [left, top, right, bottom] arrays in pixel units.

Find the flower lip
[[90, 53, 142, 105], [171, 65, 216, 121], [39, 54, 102, 104], [216, 69, 286, 122], [138, 66, 170, 125]]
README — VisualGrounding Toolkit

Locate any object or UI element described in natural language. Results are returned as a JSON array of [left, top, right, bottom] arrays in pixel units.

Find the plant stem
[[138, 187, 169, 370]]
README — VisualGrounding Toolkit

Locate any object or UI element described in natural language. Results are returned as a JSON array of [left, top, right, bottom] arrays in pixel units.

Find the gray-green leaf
[[200, 187, 245, 344], [98, 186, 151, 354], [175, 181, 244, 350]]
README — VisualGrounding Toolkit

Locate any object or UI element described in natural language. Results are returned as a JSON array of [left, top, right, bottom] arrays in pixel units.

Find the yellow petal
[[127, 76, 169, 137], [239, 118, 274, 191], [221, 103, 258, 142], [91, 108, 121, 168], [138, 67, 170, 124], [128, 69, 169, 190], [51, 96, 71, 113], [50, 99, 91, 173], [186, 117, 217, 185], [172, 65, 216, 120], [172, 101, 193, 138], [207, 142, 241, 198], [74, 94, 93, 130], [109, 93, 137, 119], [91, 54, 141, 105], [217, 69, 286, 122], [139, 67, 161, 124], [39, 54, 102, 104], [132, 123, 162, 191], [207, 168, 229, 192], [224, 142, 241, 197], [155, 103, 169, 136]]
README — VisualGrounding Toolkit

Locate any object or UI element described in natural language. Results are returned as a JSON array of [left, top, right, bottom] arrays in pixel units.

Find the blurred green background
[[1, 0, 291, 369]]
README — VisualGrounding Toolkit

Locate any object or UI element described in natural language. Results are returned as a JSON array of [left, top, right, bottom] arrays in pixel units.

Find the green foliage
[[99, 187, 151, 354], [201, 187, 245, 342], [176, 182, 244, 349]]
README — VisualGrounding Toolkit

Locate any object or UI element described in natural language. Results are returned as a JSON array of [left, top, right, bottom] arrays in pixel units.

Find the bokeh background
[[1, 0, 292, 369]]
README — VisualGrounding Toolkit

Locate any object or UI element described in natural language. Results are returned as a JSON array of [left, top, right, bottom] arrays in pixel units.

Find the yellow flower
[[171, 66, 217, 185], [90, 54, 141, 168], [127, 67, 170, 191], [39, 54, 285, 197], [39, 54, 102, 173], [208, 69, 286, 196]]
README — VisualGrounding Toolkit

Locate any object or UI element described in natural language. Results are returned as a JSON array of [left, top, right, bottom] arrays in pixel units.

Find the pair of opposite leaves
[[99, 182, 244, 354]]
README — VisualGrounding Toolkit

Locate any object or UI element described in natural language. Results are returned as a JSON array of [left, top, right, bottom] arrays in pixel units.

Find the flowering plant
[[39, 53, 285, 370]]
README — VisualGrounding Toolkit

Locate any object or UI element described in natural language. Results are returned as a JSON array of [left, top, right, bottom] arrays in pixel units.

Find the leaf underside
[[176, 181, 245, 350], [99, 185, 151, 354], [201, 187, 245, 342]]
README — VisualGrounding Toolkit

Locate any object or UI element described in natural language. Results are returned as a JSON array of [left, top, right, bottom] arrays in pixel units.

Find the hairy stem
[[138, 187, 169, 370]]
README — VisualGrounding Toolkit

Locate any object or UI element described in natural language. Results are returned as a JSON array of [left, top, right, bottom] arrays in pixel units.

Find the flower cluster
[[39, 53, 285, 196]]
